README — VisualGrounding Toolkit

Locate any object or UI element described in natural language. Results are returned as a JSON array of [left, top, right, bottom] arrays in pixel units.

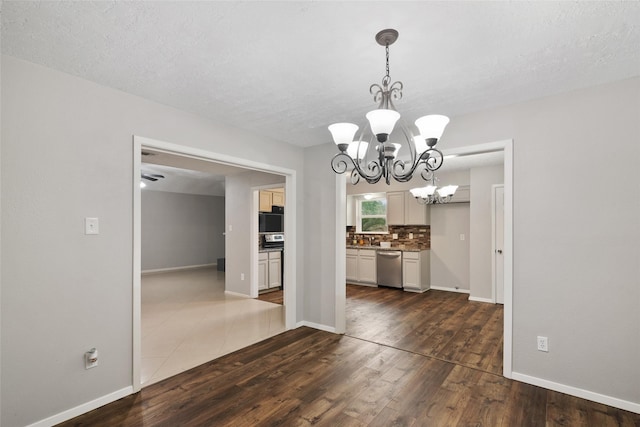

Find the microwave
[[259, 213, 283, 233]]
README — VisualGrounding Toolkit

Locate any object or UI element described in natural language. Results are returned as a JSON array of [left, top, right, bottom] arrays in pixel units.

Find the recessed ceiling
[[3, 2, 639, 149]]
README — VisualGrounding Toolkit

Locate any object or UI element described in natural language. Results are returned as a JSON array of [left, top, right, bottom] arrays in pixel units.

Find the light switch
[[85, 218, 99, 235], [459, 234, 465, 241]]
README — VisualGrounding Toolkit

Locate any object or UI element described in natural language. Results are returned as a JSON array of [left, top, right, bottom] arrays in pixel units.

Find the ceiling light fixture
[[329, 29, 450, 185], [140, 181, 146, 188], [410, 176, 458, 205]]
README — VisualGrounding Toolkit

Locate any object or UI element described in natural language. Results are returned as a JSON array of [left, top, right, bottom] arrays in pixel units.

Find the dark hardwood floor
[[58, 286, 639, 426], [346, 284, 503, 375], [257, 289, 283, 305]]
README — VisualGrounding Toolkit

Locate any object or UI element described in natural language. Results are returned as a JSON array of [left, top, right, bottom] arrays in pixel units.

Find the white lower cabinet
[[346, 249, 358, 282], [402, 250, 430, 292], [258, 252, 268, 290], [268, 251, 282, 288], [346, 248, 377, 286], [259, 250, 282, 291]]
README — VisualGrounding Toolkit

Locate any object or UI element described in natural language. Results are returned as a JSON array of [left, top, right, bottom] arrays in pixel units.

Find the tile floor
[[141, 267, 285, 386]]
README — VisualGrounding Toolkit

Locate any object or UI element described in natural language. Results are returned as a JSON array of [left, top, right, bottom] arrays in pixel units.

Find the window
[[357, 194, 388, 233]]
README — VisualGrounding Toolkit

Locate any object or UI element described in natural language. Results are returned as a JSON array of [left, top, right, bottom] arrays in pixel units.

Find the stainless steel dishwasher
[[376, 250, 403, 288]]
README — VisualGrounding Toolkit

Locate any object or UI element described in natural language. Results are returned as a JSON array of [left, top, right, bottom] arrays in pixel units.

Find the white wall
[[430, 203, 471, 291], [225, 171, 285, 296], [440, 77, 640, 407], [0, 56, 304, 427], [315, 77, 640, 409], [469, 165, 504, 300], [141, 191, 225, 271]]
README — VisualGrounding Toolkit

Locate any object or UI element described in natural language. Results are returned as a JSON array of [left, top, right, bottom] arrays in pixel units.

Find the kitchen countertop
[[346, 245, 428, 252], [259, 247, 284, 253]]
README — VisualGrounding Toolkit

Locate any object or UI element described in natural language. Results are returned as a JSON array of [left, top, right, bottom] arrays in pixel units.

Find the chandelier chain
[[384, 43, 391, 86]]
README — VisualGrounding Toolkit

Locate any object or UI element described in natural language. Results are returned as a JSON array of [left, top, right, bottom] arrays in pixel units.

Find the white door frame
[[492, 184, 505, 304], [133, 135, 298, 392], [334, 138, 514, 378]]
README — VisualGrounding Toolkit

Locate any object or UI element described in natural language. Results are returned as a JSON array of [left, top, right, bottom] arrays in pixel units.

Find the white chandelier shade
[[328, 123, 359, 147], [410, 182, 458, 204], [415, 115, 450, 141], [347, 141, 369, 159], [366, 109, 401, 141]]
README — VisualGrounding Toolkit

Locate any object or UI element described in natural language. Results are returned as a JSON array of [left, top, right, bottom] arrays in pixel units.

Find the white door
[[493, 185, 505, 304]]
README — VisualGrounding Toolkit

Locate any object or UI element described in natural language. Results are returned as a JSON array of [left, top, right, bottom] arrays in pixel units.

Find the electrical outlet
[[241, 273, 245, 281], [85, 217, 99, 235], [459, 234, 465, 241], [85, 348, 98, 369], [537, 336, 549, 352]]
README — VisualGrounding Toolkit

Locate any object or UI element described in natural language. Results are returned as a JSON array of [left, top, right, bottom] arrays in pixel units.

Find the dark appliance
[[271, 205, 284, 214], [259, 212, 284, 233]]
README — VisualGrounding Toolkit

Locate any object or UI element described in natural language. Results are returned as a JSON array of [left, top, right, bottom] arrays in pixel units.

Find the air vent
[[141, 151, 156, 156]]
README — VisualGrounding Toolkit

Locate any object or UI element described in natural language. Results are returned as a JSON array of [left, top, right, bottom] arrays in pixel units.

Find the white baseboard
[[468, 296, 494, 303], [430, 285, 470, 294], [26, 386, 134, 427], [142, 263, 216, 275], [511, 372, 640, 414], [224, 290, 251, 298], [403, 288, 429, 293], [296, 320, 336, 334]]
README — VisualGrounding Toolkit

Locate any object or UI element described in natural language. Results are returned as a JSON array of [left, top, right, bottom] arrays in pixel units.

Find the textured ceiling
[[2, 1, 640, 148]]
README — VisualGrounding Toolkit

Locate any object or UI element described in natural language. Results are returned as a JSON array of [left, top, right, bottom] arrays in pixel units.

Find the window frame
[[356, 193, 389, 234]]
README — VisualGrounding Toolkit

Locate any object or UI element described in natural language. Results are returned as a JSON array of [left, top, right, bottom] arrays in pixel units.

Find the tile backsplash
[[346, 225, 430, 249]]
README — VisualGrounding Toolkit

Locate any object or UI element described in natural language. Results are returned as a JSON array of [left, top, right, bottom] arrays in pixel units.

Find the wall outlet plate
[[537, 336, 549, 352]]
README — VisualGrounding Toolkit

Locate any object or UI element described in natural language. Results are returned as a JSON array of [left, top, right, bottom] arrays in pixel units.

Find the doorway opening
[[335, 139, 514, 378], [133, 135, 297, 391]]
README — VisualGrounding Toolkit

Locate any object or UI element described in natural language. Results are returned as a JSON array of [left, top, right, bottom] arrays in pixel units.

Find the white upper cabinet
[[386, 192, 405, 225], [387, 191, 429, 225], [405, 193, 429, 225]]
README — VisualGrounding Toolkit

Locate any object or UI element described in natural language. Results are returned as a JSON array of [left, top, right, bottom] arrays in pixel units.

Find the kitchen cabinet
[[405, 194, 429, 225], [402, 250, 430, 292], [357, 249, 377, 284], [271, 189, 285, 207], [259, 189, 285, 212], [346, 248, 358, 282], [259, 250, 282, 290], [387, 191, 429, 225], [259, 191, 273, 212], [268, 251, 282, 288], [387, 192, 405, 225], [258, 252, 268, 290], [346, 195, 355, 227], [346, 248, 377, 286]]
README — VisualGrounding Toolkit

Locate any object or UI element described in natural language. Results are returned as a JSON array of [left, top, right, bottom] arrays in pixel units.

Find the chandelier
[[410, 175, 458, 205], [329, 29, 450, 185]]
